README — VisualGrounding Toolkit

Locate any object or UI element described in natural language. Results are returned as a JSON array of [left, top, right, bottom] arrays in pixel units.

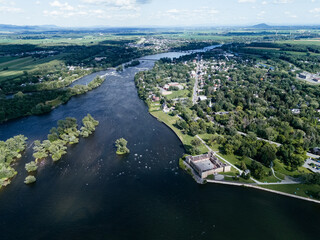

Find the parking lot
[[303, 158, 320, 173]]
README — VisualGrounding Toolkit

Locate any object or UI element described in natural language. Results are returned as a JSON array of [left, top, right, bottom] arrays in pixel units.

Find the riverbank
[[206, 179, 320, 204], [148, 105, 320, 203], [1, 48, 320, 240]]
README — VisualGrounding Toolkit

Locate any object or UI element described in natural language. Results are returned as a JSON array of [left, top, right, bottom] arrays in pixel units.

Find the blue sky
[[0, 0, 320, 27]]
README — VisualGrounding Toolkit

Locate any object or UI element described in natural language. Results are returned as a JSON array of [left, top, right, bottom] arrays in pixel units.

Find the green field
[[0, 34, 133, 46], [165, 89, 190, 100], [278, 39, 320, 46], [273, 159, 311, 178], [149, 106, 208, 154], [0, 55, 65, 81], [262, 184, 320, 199]]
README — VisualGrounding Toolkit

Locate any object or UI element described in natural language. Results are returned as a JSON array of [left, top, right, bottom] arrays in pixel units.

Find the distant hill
[[252, 23, 272, 29], [0, 24, 59, 32]]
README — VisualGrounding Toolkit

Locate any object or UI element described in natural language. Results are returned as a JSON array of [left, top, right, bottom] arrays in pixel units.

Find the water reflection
[[0, 48, 319, 240]]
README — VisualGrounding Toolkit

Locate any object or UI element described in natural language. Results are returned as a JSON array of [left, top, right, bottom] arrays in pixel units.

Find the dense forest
[[0, 76, 105, 123]]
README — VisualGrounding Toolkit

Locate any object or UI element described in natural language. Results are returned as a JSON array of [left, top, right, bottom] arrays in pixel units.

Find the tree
[[240, 161, 247, 170], [115, 138, 130, 155], [251, 161, 264, 180], [188, 122, 200, 136], [190, 147, 201, 156], [48, 140, 67, 161], [224, 143, 234, 155], [32, 140, 48, 160], [25, 161, 38, 172], [24, 175, 36, 184], [302, 173, 320, 185], [191, 138, 201, 147], [258, 143, 277, 166], [80, 114, 99, 137], [176, 119, 188, 130]]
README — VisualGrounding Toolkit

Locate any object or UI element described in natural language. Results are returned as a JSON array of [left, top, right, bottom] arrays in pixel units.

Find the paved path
[[206, 179, 320, 204], [237, 131, 281, 146], [237, 130, 319, 158], [195, 135, 262, 184], [195, 135, 302, 185], [192, 63, 199, 105], [271, 166, 282, 181]]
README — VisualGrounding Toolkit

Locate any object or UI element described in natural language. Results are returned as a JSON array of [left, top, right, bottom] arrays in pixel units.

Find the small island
[[25, 161, 38, 172], [0, 135, 28, 189], [115, 138, 130, 155], [24, 176, 36, 184]]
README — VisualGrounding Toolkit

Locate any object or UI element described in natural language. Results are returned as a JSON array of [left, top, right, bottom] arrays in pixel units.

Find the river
[[0, 49, 320, 240]]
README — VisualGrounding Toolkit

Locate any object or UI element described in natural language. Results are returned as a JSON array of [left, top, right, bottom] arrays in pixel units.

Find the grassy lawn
[[215, 152, 280, 183], [273, 159, 311, 178], [262, 184, 320, 199], [166, 89, 190, 100], [150, 109, 208, 154], [223, 176, 255, 184], [197, 133, 220, 151], [149, 102, 161, 111]]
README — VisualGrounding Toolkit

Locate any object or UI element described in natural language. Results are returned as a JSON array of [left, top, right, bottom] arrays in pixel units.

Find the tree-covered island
[[0, 135, 27, 189], [115, 138, 130, 155]]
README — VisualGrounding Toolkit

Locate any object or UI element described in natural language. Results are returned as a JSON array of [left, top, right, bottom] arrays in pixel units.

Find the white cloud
[[50, 1, 64, 7], [0, 6, 23, 13], [81, 0, 144, 11], [158, 7, 219, 22], [284, 11, 297, 18], [238, 0, 256, 3], [273, 0, 293, 3], [44, 9, 88, 17], [310, 8, 320, 13], [166, 9, 180, 13], [262, 1, 268, 4], [82, 0, 135, 7], [50, 1, 74, 11]]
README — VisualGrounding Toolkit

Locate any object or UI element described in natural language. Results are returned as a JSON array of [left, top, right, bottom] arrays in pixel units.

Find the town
[[135, 42, 320, 196]]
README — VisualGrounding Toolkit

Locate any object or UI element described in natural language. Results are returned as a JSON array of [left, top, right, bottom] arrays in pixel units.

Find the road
[[237, 131, 281, 147], [192, 62, 199, 105], [237, 130, 319, 158]]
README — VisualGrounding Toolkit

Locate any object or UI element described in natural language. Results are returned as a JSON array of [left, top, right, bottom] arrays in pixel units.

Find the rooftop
[[194, 159, 216, 172]]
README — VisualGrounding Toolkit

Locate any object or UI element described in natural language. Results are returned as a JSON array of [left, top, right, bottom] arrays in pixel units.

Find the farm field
[[0, 55, 65, 81]]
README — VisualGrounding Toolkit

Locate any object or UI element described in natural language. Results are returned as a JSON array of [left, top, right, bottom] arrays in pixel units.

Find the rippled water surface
[[0, 52, 320, 240]]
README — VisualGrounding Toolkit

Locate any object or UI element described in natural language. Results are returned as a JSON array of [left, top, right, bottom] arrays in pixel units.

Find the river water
[[0, 50, 320, 240]]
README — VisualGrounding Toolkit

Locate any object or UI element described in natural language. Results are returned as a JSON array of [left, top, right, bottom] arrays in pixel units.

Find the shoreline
[[148, 108, 320, 205], [206, 179, 320, 204]]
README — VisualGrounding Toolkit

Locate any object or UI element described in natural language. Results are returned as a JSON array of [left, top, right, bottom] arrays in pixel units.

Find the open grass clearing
[[150, 109, 208, 154], [262, 184, 320, 199]]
